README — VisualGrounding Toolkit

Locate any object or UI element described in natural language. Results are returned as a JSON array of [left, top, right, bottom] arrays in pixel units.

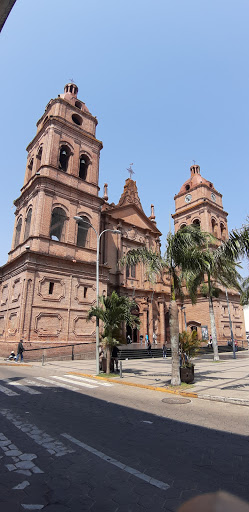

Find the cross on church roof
[[69, 78, 75, 83], [127, 163, 135, 179]]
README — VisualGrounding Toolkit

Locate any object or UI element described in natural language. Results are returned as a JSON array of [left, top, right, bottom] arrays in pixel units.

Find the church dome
[[178, 164, 215, 194], [60, 83, 90, 113]]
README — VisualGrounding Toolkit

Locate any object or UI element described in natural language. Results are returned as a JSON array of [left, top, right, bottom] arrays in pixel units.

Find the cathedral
[[0, 83, 245, 356]]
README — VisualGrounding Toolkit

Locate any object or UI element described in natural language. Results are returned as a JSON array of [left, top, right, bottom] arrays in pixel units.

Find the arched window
[[50, 207, 66, 242], [14, 217, 22, 248], [77, 215, 90, 248], [28, 158, 33, 171], [180, 223, 186, 230], [79, 154, 90, 180], [220, 223, 226, 240], [193, 219, 200, 227], [59, 146, 70, 172], [211, 219, 217, 236], [36, 147, 42, 169], [24, 209, 32, 240]]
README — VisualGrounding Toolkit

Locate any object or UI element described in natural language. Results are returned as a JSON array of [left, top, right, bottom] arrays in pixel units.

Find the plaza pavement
[[1, 350, 248, 407]]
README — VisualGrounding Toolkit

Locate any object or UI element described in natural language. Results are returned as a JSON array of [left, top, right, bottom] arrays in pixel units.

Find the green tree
[[88, 291, 140, 374], [122, 225, 210, 385]]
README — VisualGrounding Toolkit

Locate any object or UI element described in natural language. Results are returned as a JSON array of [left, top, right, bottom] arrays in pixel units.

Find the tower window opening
[[84, 287, 87, 298], [77, 215, 90, 248], [50, 207, 66, 242], [220, 223, 226, 239], [79, 154, 89, 180], [49, 282, 54, 295], [126, 265, 136, 278], [24, 208, 32, 241], [59, 146, 70, 172], [75, 101, 82, 109], [185, 184, 190, 191], [72, 114, 83, 126], [14, 217, 22, 248], [28, 158, 33, 171]]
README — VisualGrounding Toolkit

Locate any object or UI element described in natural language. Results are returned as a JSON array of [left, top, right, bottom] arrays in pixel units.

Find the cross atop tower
[[127, 163, 135, 179]]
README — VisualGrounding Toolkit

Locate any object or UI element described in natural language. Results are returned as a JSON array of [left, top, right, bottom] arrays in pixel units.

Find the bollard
[[120, 361, 123, 378], [72, 345, 74, 361], [42, 350, 45, 366]]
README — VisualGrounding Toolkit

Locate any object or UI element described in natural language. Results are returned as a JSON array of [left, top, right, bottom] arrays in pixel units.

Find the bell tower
[[9, 82, 103, 262], [0, 84, 108, 350], [172, 164, 228, 240]]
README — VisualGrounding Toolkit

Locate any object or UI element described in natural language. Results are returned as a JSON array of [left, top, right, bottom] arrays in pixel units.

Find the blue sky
[[0, 0, 248, 273]]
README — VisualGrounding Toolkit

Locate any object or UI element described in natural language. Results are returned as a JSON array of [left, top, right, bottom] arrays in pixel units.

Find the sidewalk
[[1, 351, 249, 406]]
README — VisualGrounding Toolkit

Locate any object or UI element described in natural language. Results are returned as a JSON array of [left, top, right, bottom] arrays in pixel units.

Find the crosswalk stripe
[[0, 384, 19, 396], [52, 376, 97, 389], [36, 377, 79, 391], [5, 381, 41, 395], [65, 374, 113, 387]]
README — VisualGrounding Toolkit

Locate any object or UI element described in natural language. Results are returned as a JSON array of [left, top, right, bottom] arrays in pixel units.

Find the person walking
[[15, 339, 24, 362], [147, 339, 152, 356], [163, 342, 167, 358]]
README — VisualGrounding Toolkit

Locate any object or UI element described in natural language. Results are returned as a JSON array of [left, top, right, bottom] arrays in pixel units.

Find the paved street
[[0, 357, 249, 511]]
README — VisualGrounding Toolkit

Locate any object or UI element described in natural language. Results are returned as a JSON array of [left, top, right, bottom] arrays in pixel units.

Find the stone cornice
[[26, 116, 103, 153], [15, 173, 103, 210], [172, 199, 228, 219]]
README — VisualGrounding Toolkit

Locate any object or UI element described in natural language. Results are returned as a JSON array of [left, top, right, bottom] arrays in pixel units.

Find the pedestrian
[[145, 334, 148, 346], [127, 334, 131, 344], [153, 332, 157, 345], [162, 342, 167, 358], [15, 339, 24, 362], [235, 340, 238, 352], [208, 334, 212, 349], [140, 334, 143, 345], [111, 345, 119, 371], [147, 339, 152, 356]]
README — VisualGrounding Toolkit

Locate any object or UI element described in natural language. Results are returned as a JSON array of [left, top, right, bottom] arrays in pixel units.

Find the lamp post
[[74, 216, 121, 374], [225, 288, 236, 359]]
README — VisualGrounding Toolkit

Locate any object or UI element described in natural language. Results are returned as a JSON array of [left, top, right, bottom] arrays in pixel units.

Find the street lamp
[[74, 216, 121, 374], [225, 288, 236, 359]]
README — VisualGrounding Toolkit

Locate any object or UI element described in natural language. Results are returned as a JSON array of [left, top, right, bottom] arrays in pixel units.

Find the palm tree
[[186, 247, 242, 361], [123, 225, 210, 385], [88, 291, 140, 374]]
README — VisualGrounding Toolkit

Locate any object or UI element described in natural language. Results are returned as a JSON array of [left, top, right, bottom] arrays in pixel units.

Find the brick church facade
[[0, 83, 245, 356]]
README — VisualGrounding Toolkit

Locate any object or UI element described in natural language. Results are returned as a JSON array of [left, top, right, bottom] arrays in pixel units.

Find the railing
[[24, 342, 94, 365]]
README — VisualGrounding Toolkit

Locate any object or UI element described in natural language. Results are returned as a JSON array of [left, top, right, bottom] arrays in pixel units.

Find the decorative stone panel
[[73, 315, 95, 337], [8, 312, 18, 335], [38, 277, 65, 302], [1, 284, 9, 306], [223, 324, 231, 338], [35, 313, 62, 337], [12, 278, 21, 303], [75, 282, 94, 305], [0, 315, 5, 336]]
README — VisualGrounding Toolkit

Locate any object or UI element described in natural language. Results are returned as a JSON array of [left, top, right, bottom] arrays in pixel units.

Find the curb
[[68, 372, 249, 406], [0, 362, 31, 367]]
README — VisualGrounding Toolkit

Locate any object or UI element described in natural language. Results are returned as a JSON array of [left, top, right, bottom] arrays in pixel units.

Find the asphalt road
[[0, 364, 249, 511]]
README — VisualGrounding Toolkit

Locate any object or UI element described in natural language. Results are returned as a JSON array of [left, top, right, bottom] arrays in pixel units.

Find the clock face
[[185, 194, 192, 203], [211, 192, 216, 202]]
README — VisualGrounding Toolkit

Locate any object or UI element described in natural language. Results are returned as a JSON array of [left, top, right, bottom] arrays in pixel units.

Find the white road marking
[[25, 380, 48, 388], [36, 377, 79, 391], [62, 433, 170, 491], [0, 384, 19, 396], [66, 375, 113, 387], [52, 376, 97, 388], [4, 381, 41, 395], [0, 410, 74, 457], [141, 421, 153, 424]]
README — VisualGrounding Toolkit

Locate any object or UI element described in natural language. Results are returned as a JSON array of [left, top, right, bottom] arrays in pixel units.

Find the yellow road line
[[68, 372, 198, 398]]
